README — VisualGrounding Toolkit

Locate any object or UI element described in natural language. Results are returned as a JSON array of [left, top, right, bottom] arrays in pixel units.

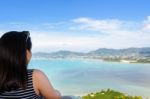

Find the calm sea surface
[[29, 58, 150, 98]]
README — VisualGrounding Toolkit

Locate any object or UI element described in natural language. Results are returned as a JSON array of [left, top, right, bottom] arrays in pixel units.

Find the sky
[[0, 0, 150, 52]]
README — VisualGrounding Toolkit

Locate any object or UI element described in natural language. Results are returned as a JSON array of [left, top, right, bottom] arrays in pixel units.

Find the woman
[[0, 31, 61, 99]]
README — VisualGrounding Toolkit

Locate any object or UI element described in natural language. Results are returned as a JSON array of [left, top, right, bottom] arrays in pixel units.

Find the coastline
[[32, 57, 150, 64]]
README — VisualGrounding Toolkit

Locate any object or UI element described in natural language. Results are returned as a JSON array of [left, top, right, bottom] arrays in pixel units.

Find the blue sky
[[0, 0, 150, 22], [0, 0, 150, 52]]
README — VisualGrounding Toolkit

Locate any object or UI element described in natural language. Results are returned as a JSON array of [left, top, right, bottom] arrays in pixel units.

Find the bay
[[29, 58, 150, 98]]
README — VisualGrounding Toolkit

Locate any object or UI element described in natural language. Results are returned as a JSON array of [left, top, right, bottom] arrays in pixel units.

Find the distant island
[[33, 47, 150, 63]]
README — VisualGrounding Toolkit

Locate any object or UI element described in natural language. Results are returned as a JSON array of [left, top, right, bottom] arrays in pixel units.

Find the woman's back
[[0, 69, 42, 99]]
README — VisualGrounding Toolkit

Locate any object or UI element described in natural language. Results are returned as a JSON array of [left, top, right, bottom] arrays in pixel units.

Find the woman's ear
[[26, 49, 32, 63]]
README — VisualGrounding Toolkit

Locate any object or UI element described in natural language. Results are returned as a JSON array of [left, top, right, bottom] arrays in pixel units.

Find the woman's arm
[[33, 69, 61, 99]]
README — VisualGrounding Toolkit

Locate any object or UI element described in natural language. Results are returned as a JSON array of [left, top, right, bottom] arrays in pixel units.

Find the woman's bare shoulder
[[32, 69, 46, 95], [33, 69, 45, 75], [32, 69, 50, 84], [32, 69, 61, 99]]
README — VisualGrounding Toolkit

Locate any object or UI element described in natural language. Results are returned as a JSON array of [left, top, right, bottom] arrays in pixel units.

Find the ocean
[[29, 58, 150, 98]]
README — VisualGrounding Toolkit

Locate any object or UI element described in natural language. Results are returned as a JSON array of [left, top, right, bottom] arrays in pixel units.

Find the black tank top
[[0, 69, 42, 99]]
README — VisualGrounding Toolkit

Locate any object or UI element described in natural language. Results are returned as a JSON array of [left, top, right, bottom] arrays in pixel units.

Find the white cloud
[[30, 29, 150, 53], [1, 16, 150, 52], [72, 17, 123, 32], [71, 17, 150, 48], [31, 32, 103, 52], [143, 16, 150, 31]]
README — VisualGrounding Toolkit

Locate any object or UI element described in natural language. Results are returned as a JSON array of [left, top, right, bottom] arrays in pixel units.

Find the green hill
[[82, 89, 142, 99]]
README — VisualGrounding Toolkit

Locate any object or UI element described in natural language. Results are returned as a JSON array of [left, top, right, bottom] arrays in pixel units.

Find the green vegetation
[[82, 89, 142, 99]]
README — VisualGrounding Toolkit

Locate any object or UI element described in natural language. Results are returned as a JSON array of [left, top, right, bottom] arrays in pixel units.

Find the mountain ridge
[[33, 47, 150, 63]]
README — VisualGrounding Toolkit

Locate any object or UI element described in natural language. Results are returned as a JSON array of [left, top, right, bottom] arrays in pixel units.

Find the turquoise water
[[29, 58, 150, 98]]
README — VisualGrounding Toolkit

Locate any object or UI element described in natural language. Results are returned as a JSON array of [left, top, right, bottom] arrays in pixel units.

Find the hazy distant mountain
[[33, 50, 86, 58], [88, 47, 150, 57], [33, 47, 150, 57], [33, 47, 150, 63]]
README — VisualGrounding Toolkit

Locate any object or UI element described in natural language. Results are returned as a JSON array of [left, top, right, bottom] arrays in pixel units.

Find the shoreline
[[32, 57, 150, 64]]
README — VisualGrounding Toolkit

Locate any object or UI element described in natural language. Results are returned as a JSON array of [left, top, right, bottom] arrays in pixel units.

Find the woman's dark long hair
[[0, 31, 32, 92]]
